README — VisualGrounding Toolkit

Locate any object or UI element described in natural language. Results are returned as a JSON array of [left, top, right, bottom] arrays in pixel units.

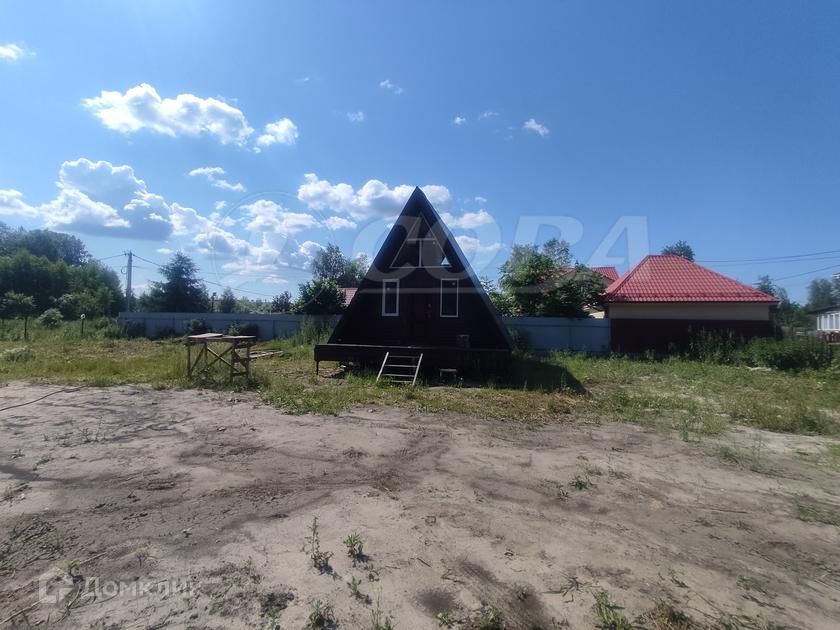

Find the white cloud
[[441, 209, 494, 229], [455, 235, 501, 257], [2, 158, 241, 242], [59, 157, 145, 208], [40, 188, 131, 234], [242, 200, 319, 234], [0, 189, 39, 217], [0, 159, 322, 271], [323, 216, 357, 230], [264, 275, 288, 284], [0, 43, 32, 62], [346, 111, 365, 123], [193, 228, 251, 257], [83, 83, 255, 145], [478, 111, 498, 120], [157, 247, 174, 255], [45, 158, 171, 239], [214, 200, 228, 211], [452, 116, 467, 126], [209, 211, 238, 228], [379, 79, 404, 95], [297, 173, 452, 220], [256, 118, 299, 147], [188, 166, 245, 193], [293, 240, 325, 265], [523, 118, 550, 137]]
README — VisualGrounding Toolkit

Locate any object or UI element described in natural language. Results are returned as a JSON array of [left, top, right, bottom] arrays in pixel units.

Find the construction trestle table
[[186, 333, 257, 381]]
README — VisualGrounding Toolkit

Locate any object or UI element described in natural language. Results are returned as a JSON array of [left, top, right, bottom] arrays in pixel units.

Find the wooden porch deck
[[314, 343, 510, 374]]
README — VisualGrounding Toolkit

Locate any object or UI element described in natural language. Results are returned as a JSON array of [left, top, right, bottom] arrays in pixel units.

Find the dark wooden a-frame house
[[315, 187, 513, 380]]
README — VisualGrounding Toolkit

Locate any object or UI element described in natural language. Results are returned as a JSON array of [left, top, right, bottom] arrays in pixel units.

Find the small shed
[[604, 255, 778, 353], [315, 187, 513, 378]]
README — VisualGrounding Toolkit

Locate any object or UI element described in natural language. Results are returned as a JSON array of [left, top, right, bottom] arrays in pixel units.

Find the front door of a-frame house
[[408, 290, 432, 346]]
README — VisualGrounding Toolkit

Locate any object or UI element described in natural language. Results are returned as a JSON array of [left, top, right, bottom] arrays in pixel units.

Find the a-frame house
[[315, 187, 513, 380]]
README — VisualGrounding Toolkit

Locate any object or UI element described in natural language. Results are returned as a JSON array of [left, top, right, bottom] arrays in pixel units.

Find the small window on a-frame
[[382, 280, 399, 316], [440, 279, 458, 317]]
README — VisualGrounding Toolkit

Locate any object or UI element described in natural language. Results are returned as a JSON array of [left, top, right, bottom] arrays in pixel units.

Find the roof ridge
[[604, 254, 778, 303], [604, 255, 651, 294]]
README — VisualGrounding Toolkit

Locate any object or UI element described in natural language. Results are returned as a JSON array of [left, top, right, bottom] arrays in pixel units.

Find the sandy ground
[[0, 383, 838, 629]]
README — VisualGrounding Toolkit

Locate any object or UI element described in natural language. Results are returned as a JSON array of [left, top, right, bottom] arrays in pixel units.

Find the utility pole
[[125, 250, 133, 312]]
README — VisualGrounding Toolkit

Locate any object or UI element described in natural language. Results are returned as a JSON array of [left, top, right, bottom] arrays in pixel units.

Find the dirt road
[[1, 383, 838, 628]]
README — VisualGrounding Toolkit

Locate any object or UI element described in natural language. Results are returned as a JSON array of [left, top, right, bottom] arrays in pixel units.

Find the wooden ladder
[[376, 352, 423, 386]]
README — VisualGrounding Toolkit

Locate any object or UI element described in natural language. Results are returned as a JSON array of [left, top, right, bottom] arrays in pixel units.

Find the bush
[[739, 336, 833, 371], [119, 321, 144, 338], [37, 308, 64, 328], [0, 346, 31, 363], [226, 322, 260, 338], [291, 316, 333, 345], [153, 326, 179, 340], [686, 331, 833, 371], [686, 330, 740, 364], [184, 319, 209, 336]]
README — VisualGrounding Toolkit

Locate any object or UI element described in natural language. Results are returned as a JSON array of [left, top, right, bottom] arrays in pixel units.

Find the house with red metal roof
[[603, 255, 778, 353], [592, 266, 620, 283]]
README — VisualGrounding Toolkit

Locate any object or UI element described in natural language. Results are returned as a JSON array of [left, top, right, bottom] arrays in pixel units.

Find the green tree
[[0, 223, 90, 266], [218, 287, 237, 313], [480, 277, 515, 316], [310, 244, 368, 287], [138, 253, 209, 313], [294, 278, 345, 315], [498, 240, 604, 317], [542, 238, 572, 267], [807, 277, 838, 311], [3, 291, 36, 339], [756, 275, 813, 328], [661, 240, 695, 261], [270, 291, 293, 313]]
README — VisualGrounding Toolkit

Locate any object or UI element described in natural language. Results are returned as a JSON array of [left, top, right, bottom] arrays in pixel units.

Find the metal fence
[[118, 312, 611, 354], [502, 316, 610, 354]]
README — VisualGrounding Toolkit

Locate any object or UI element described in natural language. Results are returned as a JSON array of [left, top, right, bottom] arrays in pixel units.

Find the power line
[[200, 278, 276, 298], [119, 253, 287, 298], [132, 253, 164, 268], [769, 263, 840, 282], [709, 254, 840, 268], [697, 248, 840, 264], [94, 253, 126, 262]]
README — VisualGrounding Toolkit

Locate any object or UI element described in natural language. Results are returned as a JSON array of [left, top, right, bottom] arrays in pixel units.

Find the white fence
[[118, 312, 611, 354]]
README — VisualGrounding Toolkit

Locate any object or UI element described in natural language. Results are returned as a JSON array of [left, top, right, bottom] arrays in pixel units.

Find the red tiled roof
[[592, 266, 620, 283], [340, 287, 357, 306], [604, 255, 778, 303]]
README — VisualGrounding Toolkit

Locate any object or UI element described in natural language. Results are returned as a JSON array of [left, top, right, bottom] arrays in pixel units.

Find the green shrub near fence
[[687, 330, 833, 371]]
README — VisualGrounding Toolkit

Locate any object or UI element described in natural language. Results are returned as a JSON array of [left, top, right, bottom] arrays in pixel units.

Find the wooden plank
[[376, 352, 390, 383], [411, 353, 424, 386]]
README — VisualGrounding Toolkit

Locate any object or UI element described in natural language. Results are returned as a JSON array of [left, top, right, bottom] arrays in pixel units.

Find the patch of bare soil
[[0, 383, 838, 628]]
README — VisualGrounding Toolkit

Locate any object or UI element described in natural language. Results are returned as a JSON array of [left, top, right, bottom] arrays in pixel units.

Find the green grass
[[0, 322, 837, 437], [593, 591, 632, 630]]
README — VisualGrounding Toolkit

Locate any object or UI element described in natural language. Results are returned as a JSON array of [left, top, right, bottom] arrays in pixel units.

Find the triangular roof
[[327, 187, 514, 349], [604, 255, 778, 303], [592, 266, 620, 283]]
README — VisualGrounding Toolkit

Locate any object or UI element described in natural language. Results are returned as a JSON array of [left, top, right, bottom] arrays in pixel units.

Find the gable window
[[440, 279, 459, 317], [382, 280, 399, 316], [421, 239, 450, 267]]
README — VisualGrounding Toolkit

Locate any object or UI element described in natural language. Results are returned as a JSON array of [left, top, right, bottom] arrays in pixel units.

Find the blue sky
[[1, 0, 838, 302]]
